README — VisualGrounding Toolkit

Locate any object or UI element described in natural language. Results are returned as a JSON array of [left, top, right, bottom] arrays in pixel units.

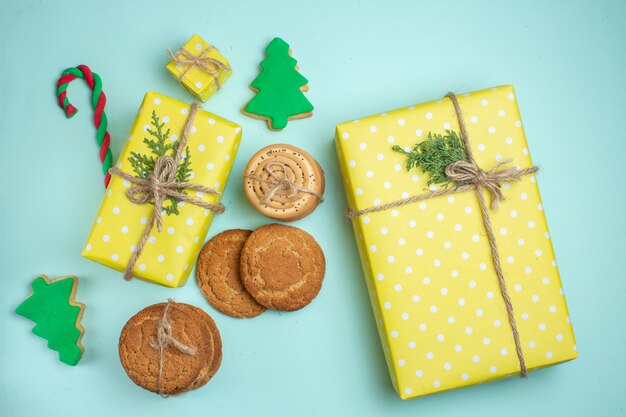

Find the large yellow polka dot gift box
[[82, 92, 241, 288], [335, 86, 577, 399]]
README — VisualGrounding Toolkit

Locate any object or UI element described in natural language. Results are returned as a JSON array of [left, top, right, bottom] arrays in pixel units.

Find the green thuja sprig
[[175, 146, 192, 184], [392, 130, 468, 188], [128, 111, 192, 216]]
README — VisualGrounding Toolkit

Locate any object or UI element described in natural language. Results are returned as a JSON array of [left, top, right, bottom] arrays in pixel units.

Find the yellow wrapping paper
[[83, 92, 241, 287], [166, 34, 232, 102], [335, 86, 577, 399]]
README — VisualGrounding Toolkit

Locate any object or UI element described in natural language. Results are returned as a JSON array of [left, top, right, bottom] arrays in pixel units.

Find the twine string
[[167, 47, 231, 88], [149, 300, 197, 397], [345, 185, 474, 218], [244, 161, 324, 204], [445, 159, 538, 210], [445, 91, 532, 377], [346, 92, 538, 377], [109, 102, 225, 280]]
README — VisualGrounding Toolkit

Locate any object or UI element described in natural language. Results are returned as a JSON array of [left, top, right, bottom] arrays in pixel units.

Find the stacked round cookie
[[196, 224, 326, 317], [118, 301, 222, 395], [244, 144, 325, 222]]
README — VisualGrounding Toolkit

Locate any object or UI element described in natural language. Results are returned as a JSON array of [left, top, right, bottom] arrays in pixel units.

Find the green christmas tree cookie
[[243, 37, 314, 130], [16, 275, 86, 366]]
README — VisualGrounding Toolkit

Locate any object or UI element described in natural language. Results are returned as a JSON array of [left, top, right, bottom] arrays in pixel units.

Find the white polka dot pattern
[[82, 92, 241, 287], [335, 86, 577, 399], [165, 34, 232, 102]]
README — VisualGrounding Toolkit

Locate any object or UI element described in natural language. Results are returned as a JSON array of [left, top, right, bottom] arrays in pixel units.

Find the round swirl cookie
[[243, 144, 324, 222], [196, 229, 267, 318], [240, 224, 326, 311]]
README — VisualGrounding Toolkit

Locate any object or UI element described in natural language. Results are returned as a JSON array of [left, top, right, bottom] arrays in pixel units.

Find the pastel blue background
[[1, 0, 624, 415]]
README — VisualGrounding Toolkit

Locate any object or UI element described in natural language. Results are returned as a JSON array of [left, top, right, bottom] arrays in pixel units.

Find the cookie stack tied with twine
[[243, 144, 325, 222], [197, 224, 326, 316], [119, 301, 222, 396]]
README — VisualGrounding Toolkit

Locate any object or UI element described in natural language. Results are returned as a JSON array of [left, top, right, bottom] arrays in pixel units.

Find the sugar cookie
[[242, 37, 313, 130], [196, 229, 267, 318], [178, 304, 222, 389], [240, 224, 326, 311], [16, 275, 85, 366], [118, 301, 221, 395]]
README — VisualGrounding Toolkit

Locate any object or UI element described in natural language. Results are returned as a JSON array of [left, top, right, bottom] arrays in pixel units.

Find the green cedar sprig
[[392, 130, 469, 188], [128, 111, 192, 216]]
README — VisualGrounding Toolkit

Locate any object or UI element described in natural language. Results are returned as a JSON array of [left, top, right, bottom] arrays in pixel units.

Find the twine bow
[[446, 159, 538, 210], [245, 161, 324, 204], [167, 46, 231, 89], [149, 300, 197, 397], [109, 102, 225, 281], [346, 92, 539, 377]]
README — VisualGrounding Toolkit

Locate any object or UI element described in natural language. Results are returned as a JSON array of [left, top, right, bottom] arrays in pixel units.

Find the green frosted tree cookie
[[243, 37, 314, 130], [16, 275, 86, 366]]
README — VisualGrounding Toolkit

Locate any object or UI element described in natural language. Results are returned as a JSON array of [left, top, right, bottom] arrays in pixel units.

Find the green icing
[[244, 37, 314, 129], [16, 275, 85, 366]]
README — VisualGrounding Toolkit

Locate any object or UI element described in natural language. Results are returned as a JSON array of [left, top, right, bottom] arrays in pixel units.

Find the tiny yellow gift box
[[166, 34, 232, 102], [83, 92, 241, 287], [335, 86, 577, 399]]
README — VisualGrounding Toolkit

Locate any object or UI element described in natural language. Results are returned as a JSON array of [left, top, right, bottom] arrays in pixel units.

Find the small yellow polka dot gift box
[[166, 34, 232, 102], [335, 86, 577, 399], [82, 92, 241, 287]]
